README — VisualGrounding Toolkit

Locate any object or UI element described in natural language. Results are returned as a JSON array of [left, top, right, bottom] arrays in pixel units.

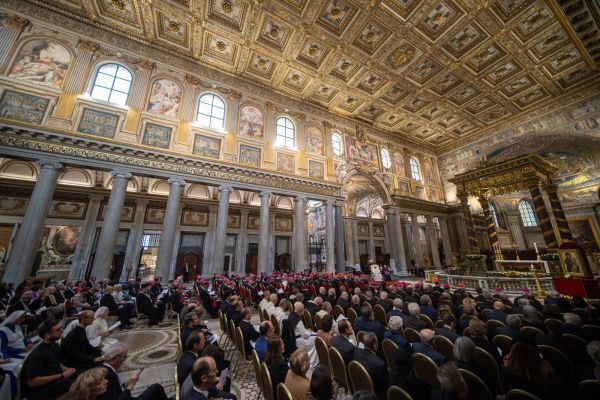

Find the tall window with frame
[[276, 117, 295, 148], [409, 157, 421, 181], [381, 148, 391, 169], [331, 132, 343, 156], [196, 93, 225, 129], [518, 200, 538, 227], [490, 203, 501, 228], [90, 63, 132, 105]]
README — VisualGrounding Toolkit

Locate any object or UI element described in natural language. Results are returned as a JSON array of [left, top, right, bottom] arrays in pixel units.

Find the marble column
[[385, 207, 399, 266], [4, 161, 62, 284], [203, 206, 218, 275], [411, 213, 424, 267], [325, 200, 335, 272], [168, 205, 184, 280], [235, 209, 249, 273], [529, 184, 558, 249], [335, 204, 346, 273], [91, 171, 131, 279], [155, 178, 185, 280], [0, 16, 28, 67], [458, 193, 480, 253], [439, 218, 454, 267], [258, 191, 271, 274], [506, 214, 527, 250], [479, 196, 500, 249], [293, 196, 306, 271], [120, 199, 149, 282], [544, 183, 573, 243], [70, 194, 104, 281], [343, 219, 354, 267], [352, 220, 359, 263], [211, 186, 232, 274], [368, 221, 375, 262], [426, 215, 441, 269], [393, 210, 408, 274]]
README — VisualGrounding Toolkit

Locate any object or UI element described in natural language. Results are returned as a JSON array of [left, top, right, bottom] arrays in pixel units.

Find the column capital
[[294, 196, 306, 203], [135, 198, 149, 206], [425, 214, 434, 222], [36, 160, 63, 171], [88, 194, 104, 202], [111, 170, 133, 180], [218, 185, 233, 193], [168, 177, 186, 186], [542, 182, 559, 193], [4, 15, 29, 30], [78, 39, 99, 54], [259, 191, 272, 198], [325, 199, 335, 207]]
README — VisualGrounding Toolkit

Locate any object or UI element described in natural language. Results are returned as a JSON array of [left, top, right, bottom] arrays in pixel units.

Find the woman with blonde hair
[[284, 348, 311, 400], [59, 367, 108, 400]]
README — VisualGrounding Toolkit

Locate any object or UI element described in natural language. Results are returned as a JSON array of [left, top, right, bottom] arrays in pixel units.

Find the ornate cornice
[[0, 124, 341, 198], [392, 195, 458, 215]]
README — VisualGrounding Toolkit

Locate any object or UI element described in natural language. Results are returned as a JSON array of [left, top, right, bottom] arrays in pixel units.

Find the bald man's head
[[294, 302, 305, 315]]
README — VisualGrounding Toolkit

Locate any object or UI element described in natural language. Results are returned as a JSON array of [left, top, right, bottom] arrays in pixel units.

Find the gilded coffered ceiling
[[16, 0, 600, 149]]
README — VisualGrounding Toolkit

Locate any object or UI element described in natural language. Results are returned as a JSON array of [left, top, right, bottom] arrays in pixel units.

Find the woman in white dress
[[86, 307, 118, 348]]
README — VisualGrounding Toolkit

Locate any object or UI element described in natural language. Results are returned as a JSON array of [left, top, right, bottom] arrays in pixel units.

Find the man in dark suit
[[177, 333, 205, 385], [484, 301, 507, 324], [404, 302, 427, 331], [496, 314, 522, 339], [336, 292, 351, 312], [332, 319, 355, 364], [7, 290, 44, 330], [101, 287, 133, 328], [376, 292, 392, 313], [353, 332, 388, 400], [238, 308, 259, 356], [387, 298, 405, 320], [136, 282, 165, 326], [99, 342, 169, 400], [419, 295, 438, 322], [304, 297, 321, 318], [60, 310, 103, 370], [353, 306, 386, 341], [434, 313, 460, 343], [184, 357, 236, 400], [411, 329, 446, 366]]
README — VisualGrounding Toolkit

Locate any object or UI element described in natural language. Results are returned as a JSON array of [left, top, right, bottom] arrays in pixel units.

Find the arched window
[[90, 63, 132, 105], [490, 204, 501, 227], [381, 148, 391, 169], [409, 157, 421, 181], [331, 132, 343, 156], [196, 93, 225, 129], [519, 200, 538, 227], [276, 117, 295, 148]]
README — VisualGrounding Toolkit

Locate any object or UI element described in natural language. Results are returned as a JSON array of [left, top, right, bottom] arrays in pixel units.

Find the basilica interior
[[0, 0, 598, 284]]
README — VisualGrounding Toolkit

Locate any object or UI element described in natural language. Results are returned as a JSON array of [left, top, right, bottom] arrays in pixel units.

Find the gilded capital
[[136, 59, 155, 71], [78, 39, 99, 54], [185, 74, 201, 87], [4, 15, 29, 30]]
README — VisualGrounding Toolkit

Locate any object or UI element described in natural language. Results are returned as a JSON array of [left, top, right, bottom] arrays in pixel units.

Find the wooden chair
[[475, 347, 503, 394], [492, 334, 513, 357], [419, 314, 434, 330], [578, 379, 600, 400], [356, 330, 365, 344], [382, 339, 398, 369], [412, 353, 440, 389], [277, 383, 294, 400], [459, 368, 493, 400], [520, 326, 544, 336], [329, 346, 351, 394], [270, 314, 280, 336], [433, 335, 454, 360], [347, 308, 358, 325], [374, 304, 388, 326], [334, 304, 345, 319], [315, 336, 330, 369], [314, 313, 322, 331], [562, 333, 588, 347], [387, 385, 414, 400], [303, 309, 314, 330], [537, 345, 576, 384], [260, 362, 275, 400], [349, 360, 374, 393], [403, 328, 421, 343], [506, 389, 542, 400], [251, 350, 263, 399]]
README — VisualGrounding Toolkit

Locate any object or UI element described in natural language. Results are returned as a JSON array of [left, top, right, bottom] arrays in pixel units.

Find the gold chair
[[374, 304, 387, 326], [347, 308, 358, 325], [348, 360, 374, 393], [314, 313, 322, 331], [520, 326, 544, 336], [562, 333, 588, 347], [433, 335, 454, 361], [475, 347, 503, 394], [459, 368, 493, 400], [387, 385, 414, 400], [277, 382, 294, 400], [261, 362, 275, 400], [578, 379, 600, 400], [251, 350, 263, 399], [315, 336, 330, 369], [334, 305, 345, 319], [270, 314, 280, 336], [419, 314, 434, 330], [492, 334, 513, 357], [403, 328, 421, 343], [329, 346, 351, 394], [537, 345, 576, 384], [303, 309, 314, 330], [382, 339, 398, 369], [412, 353, 440, 390], [506, 389, 542, 400], [356, 330, 365, 344], [362, 302, 373, 310], [581, 324, 600, 338], [234, 326, 252, 380], [434, 320, 444, 329]]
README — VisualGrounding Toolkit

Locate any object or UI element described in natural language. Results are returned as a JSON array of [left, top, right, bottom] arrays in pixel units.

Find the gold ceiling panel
[[14, 0, 600, 150]]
